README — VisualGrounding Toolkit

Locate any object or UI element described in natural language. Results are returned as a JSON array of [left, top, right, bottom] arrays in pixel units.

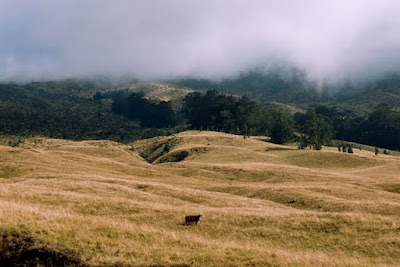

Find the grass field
[[1, 131, 400, 266]]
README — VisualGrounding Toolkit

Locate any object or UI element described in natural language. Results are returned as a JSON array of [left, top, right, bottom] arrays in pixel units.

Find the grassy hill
[[1, 131, 400, 266]]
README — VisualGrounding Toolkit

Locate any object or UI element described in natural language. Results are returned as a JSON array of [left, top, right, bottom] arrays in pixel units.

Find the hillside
[[0, 81, 184, 142], [172, 71, 400, 115], [126, 82, 192, 109], [1, 131, 400, 266], [2, 78, 400, 151]]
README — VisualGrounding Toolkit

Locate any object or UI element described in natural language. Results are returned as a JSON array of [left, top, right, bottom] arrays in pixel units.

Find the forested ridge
[[173, 69, 400, 115], [1, 75, 400, 150], [0, 82, 172, 142]]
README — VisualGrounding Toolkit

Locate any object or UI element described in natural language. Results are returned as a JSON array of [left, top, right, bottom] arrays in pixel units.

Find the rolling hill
[[1, 131, 400, 266]]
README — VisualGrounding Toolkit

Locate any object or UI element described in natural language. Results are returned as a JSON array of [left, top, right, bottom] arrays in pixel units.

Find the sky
[[1, 0, 400, 82]]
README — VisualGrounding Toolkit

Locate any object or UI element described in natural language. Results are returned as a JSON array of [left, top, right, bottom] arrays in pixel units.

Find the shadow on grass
[[0, 229, 84, 267]]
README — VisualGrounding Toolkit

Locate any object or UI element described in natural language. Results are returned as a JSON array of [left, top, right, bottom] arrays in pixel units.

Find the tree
[[141, 101, 177, 128], [111, 91, 176, 128], [342, 143, 347, 153], [347, 145, 353, 154], [360, 104, 400, 150], [299, 111, 333, 150], [182, 90, 267, 135], [268, 109, 294, 144], [93, 91, 103, 100], [234, 96, 266, 135]]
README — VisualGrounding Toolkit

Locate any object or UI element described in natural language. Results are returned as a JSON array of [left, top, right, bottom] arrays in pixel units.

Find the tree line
[[1, 81, 398, 150], [102, 89, 400, 151], [304, 103, 400, 150], [97, 89, 336, 149], [0, 83, 174, 143], [95, 90, 176, 128]]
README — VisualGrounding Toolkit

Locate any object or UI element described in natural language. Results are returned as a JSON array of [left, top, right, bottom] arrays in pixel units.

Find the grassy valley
[[1, 131, 400, 266]]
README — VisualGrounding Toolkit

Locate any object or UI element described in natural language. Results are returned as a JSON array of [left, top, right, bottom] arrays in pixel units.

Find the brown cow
[[185, 214, 202, 225]]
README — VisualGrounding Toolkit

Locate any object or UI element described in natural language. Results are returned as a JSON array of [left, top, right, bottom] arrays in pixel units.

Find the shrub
[[342, 143, 347, 153], [347, 145, 353, 154], [164, 143, 171, 153]]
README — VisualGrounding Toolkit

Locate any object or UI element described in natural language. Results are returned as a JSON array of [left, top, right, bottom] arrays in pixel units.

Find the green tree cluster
[[360, 104, 400, 150], [182, 90, 267, 135], [98, 91, 177, 128], [304, 104, 400, 151], [298, 111, 333, 150], [267, 109, 295, 144]]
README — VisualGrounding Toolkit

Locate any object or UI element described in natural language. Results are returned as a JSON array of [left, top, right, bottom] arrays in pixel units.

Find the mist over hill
[[171, 67, 400, 113], [2, 0, 400, 84]]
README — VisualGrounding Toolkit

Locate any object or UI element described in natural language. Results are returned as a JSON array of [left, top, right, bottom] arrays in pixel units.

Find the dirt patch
[[0, 229, 84, 267]]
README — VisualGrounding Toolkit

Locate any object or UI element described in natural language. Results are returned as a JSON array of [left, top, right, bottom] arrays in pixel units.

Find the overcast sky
[[1, 0, 400, 82]]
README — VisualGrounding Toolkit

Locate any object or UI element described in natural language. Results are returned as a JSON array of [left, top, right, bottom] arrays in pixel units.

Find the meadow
[[1, 131, 399, 266]]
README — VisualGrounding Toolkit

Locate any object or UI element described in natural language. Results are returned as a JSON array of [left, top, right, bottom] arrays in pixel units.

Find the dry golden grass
[[126, 82, 193, 109], [1, 131, 400, 266]]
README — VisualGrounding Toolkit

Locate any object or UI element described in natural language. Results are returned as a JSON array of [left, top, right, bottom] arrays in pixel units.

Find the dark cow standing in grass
[[185, 214, 202, 225]]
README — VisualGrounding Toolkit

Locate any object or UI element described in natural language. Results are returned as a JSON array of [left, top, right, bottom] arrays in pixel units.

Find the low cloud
[[1, 0, 400, 82]]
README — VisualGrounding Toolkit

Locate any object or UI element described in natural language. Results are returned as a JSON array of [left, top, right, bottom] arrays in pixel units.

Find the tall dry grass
[[1, 131, 399, 266]]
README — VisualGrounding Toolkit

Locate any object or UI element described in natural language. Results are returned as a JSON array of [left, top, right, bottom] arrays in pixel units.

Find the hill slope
[[172, 71, 400, 115], [1, 131, 400, 266], [0, 81, 184, 141]]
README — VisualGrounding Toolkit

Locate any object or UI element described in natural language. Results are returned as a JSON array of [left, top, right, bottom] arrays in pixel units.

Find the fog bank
[[1, 0, 400, 83]]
